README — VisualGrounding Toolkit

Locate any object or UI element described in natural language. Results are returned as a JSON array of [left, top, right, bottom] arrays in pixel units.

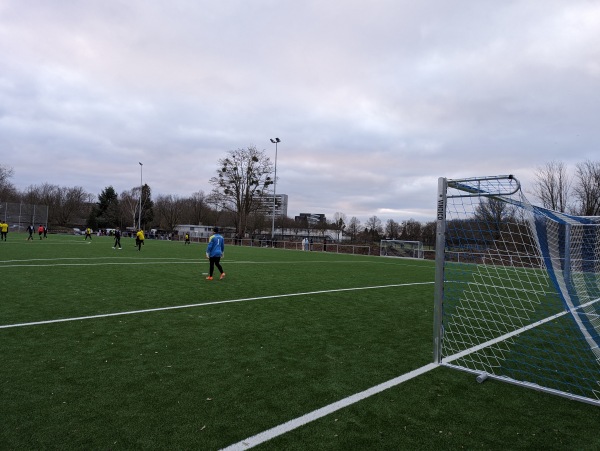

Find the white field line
[[0, 259, 418, 269], [0, 281, 433, 329], [221, 363, 439, 451], [0, 257, 197, 263], [221, 296, 600, 450], [0, 261, 199, 268], [2, 261, 434, 448]]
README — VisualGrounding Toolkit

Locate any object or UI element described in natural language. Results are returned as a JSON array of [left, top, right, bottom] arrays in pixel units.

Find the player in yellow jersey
[[0, 221, 7, 241], [135, 229, 145, 251]]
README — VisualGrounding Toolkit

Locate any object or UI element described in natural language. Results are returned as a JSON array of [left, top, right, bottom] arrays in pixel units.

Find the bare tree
[[209, 146, 273, 236], [155, 194, 185, 231], [346, 217, 362, 241], [120, 189, 140, 228], [56, 186, 90, 226], [572, 160, 600, 216], [400, 219, 422, 241], [0, 164, 14, 186], [532, 161, 571, 212], [21, 185, 42, 205], [280, 215, 297, 238], [185, 191, 208, 225], [0, 165, 18, 201], [246, 210, 269, 237], [333, 212, 347, 241], [365, 215, 383, 241], [39, 183, 86, 227], [290, 216, 303, 241], [421, 221, 437, 248], [139, 184, 154, 229], [32, 183, 59, 224], [9, 182, 91, 228], [385, 219, 401, 239], [474, 197, 516, 241], [205, 192, 228, 228]]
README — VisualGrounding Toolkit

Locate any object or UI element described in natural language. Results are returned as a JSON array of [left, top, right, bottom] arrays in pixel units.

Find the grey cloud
[[1, 1, 599, 224]]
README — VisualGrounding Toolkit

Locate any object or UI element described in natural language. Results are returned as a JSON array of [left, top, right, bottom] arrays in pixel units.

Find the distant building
[[254, 194, 288, 218], [174, 224, 215, 239], [295, 213, 326, 225]]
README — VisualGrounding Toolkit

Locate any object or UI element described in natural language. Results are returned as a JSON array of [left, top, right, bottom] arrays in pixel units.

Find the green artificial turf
[[0, 233, 599, 450]]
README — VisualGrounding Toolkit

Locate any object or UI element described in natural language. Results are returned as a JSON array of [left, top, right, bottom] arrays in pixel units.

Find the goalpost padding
[[434, 175, 600, 406]]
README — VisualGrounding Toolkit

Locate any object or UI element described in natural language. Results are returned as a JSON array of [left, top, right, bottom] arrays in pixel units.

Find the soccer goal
[[433, 174, 600, 406], [380, 240, 424, 259]]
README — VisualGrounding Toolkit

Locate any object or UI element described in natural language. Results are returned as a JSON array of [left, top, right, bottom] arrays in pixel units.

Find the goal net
[[434, 175, 600, 405], [380, 240, 424, 259]]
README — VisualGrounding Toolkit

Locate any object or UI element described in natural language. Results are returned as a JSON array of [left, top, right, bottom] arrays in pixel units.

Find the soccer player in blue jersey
[[205, 227, 225, 280]]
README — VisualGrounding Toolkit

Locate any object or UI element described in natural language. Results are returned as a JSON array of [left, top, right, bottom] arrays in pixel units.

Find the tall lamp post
[[269, 138, 280, 245], [138, 162, 143, 231]]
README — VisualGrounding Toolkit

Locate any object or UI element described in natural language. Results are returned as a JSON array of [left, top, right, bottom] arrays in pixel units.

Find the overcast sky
[[1, 1, 599, 224]]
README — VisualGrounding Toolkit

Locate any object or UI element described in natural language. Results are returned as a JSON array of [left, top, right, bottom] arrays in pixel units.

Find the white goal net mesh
[[380, 240, 424, 259], [435, 175, 600, 405]]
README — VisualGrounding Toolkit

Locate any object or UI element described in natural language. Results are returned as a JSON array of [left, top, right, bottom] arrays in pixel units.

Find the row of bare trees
[[0, 173, 94, 228], [345, 215, 436, 246], [289, 213, 436, 245], [532, 160, 600, 215], [2, 152, 434, 243], [0, 164, 152, 230]]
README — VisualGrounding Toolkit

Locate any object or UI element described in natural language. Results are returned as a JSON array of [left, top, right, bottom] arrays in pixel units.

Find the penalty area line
[[220, 293, 547, 451], [0, 281, 433, 329], [220, 298, 600, 450], [220, 362, 439, 451]]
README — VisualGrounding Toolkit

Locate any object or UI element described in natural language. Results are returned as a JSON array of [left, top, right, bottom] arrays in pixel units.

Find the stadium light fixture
[[138, 162, 143, 230], [269, 138, 281, 245]]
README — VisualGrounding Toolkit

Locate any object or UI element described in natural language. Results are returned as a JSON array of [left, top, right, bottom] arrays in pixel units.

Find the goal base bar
[[442, 363, 600, 407]]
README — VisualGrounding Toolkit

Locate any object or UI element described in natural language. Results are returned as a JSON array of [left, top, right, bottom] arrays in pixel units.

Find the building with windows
[[255, 194, 288, 218], [174, 224, 215, 239]]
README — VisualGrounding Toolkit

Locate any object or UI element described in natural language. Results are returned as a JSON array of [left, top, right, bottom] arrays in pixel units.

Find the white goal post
[[380, 240, 424, 259], [434, 175, 600, 406]]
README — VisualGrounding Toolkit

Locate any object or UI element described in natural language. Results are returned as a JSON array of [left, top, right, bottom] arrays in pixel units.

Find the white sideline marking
[[1, 279, 435, 448], [0, 259, 395, 269], [221, 363, 439, 451], [0, 282, 433, 329], [0, 261, 200, 268], [220, 296, 600, 449], [0, 257, 196, 263]]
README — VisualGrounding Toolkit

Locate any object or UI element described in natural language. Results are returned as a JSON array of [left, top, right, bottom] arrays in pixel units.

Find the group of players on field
[[0, 222, 224, 280]]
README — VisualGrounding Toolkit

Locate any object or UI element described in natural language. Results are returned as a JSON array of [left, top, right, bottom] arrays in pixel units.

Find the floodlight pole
[[138, 162, 143, 231], [269, 138, 281, 246]]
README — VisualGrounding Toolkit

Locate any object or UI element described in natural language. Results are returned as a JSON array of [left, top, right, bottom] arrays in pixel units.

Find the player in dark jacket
[[113, 228, 122, 249]]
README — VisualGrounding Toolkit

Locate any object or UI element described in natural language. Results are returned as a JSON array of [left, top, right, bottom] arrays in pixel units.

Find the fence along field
[[1, 232, 599, 449]]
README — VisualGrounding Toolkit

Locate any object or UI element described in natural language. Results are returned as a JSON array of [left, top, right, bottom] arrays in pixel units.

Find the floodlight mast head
[[270, 138, 280, 143]]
